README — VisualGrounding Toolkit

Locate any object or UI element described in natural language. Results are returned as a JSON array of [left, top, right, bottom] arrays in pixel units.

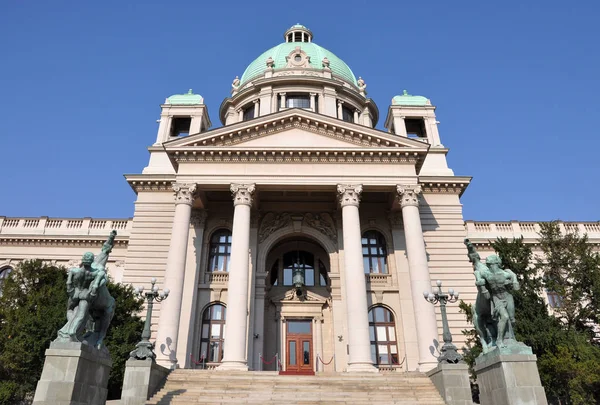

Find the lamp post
[[129, 278, 169, 361], [423, 280, 463, 363]]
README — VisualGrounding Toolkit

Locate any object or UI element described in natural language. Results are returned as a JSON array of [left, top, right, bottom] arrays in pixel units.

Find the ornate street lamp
[[423, 280, 463, 363], [129, 278, 169, 361]]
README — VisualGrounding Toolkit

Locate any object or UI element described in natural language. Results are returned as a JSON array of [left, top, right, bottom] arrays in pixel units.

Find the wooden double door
[[284, 320, 314, 374]]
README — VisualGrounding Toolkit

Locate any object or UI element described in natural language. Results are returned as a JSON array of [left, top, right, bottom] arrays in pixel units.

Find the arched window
[[368, 306, 398, 365], [0, 267, 12, 297], [207, 229, 232, 272], [200, 304, 226, 363], [362, 231, 388, 274]]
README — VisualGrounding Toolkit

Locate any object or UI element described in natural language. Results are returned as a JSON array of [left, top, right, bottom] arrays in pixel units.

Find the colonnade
[[154, 182, 438, 372]]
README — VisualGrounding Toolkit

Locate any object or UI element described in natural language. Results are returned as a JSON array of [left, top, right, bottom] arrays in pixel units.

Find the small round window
[[294, 54, 302, 62]]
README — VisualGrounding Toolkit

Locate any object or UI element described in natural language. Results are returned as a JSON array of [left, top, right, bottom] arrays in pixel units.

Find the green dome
[[392, 90, 430, 106], [166, 89, 203, 105], [240, 42, 357, 86]]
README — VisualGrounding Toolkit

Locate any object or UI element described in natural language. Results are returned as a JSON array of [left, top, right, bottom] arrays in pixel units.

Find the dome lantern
[[284, 24, 313, 43]]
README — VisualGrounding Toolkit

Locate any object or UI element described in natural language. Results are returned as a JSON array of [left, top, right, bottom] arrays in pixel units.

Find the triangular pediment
[[164, 109, 429, 151]]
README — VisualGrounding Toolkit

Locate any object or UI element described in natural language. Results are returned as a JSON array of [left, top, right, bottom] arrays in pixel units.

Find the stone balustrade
[[0, 216, 133, 237], [465, 220, 600, 241], [365, 273, 392, 285], [206, 271, 229, 284]]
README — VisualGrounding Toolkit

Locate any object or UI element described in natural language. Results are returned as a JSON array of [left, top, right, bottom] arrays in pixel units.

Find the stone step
[[147, 370, 446, 405]]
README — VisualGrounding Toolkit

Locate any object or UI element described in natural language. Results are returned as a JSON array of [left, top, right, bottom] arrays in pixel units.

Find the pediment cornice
[[164, 110, 428, 168]]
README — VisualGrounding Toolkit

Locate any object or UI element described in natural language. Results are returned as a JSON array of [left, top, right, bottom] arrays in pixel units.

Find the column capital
[[190, 209, 207, 228], [396, 184, 422, 208], [337, 184, 362, 207], [253, 99, 260, 104], [231, 183, 256, 207], [337, 100, 345, 106], [279, 92, 286, 96], [173, 183, 197, 206]]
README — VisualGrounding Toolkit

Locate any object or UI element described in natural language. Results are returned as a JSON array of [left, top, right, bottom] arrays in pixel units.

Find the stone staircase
[[146, 370, 446, 405]]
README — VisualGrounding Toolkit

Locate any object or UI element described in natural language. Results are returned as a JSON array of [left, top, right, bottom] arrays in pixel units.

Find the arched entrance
[[262, 236, 332, 374]]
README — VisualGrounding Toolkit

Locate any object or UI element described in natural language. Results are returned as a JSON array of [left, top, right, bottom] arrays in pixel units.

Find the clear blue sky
[[1, 1, 598, 221]]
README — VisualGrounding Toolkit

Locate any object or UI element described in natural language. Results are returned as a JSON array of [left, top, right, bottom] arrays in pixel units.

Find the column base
[[418, 360, 439, 373], [155, 356, 177, 370], [216, 361, 249, 371], [346, 362, 378, 373]]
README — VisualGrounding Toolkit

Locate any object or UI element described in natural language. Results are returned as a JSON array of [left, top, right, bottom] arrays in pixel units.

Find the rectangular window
[[283, 268, 292, 285], [243, 106, 255, 121], [303, 341, 310, 365], [286, 95, 310, 109], [288, 321, 311, 334], [305, 268, 314, 286], [289, 341, 297, 365]]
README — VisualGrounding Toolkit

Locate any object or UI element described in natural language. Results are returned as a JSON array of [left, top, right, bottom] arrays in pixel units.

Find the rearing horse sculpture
[[56, 231, 116, 352]]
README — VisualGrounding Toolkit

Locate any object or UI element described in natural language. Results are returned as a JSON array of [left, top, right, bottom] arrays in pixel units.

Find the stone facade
[[1, 25, 599, 376]]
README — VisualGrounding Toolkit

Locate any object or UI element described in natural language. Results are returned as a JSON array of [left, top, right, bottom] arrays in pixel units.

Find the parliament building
[[1, 25, 598, 375]]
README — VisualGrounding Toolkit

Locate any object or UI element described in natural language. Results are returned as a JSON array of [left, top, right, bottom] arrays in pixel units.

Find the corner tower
[[219, 25, 378, 127]]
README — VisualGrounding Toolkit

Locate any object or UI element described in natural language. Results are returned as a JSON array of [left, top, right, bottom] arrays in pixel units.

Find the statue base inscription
[[474, 350, 548, 405], [33, 341, 112, 405]]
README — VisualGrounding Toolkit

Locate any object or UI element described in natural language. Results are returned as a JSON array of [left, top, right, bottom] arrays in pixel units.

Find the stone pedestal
[[426, 362, 473, 405], [33, 341, 112, 405], [121, 359, 170, 405], [474, 352, 548, 405]]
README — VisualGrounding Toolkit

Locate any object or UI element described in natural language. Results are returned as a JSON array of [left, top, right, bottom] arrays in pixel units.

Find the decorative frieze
[[396, 185, 422, 208], [173, 183, 197, 205], [231, 183, 255, 207], [337, 184, 362, 207]]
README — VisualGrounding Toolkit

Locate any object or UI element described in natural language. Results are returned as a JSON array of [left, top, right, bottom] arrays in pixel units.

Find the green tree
[[536, 221, 600, 337], [0, 260, 143, 404]]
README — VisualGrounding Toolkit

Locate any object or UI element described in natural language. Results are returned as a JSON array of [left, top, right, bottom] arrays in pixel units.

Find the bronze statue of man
[[56, 231, 116, 351]]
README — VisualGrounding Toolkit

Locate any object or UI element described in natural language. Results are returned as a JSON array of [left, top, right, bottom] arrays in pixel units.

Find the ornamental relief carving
[[303, 213, 337, 243], [257, 211, 337, 244], [258, 212, 292, 242], [190, 210, 207, 228]]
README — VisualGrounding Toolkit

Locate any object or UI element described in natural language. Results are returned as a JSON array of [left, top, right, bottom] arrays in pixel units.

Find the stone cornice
[[124, 174, 176, 194], [170, 147, 422, 165], [0, 237, 129, 247], [419, 176, 472, 196]]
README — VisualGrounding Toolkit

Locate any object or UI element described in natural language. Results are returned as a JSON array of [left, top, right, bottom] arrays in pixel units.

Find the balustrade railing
[[465, 220, 600, 240], [0, 217, 133, 236], [365, 273, 392, 285]]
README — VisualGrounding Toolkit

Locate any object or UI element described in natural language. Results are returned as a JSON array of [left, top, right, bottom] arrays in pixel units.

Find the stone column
[[337, 100, 344, 119], [353, 109, 359, 123], [396, 185, 438, 371], [253, 99, 260, 117], [217, 183, 255, 371], [337, 184, 377, 372], [155, 183, 196, 368], [310, 93, 317, 112], [279, 92, 286, 110]]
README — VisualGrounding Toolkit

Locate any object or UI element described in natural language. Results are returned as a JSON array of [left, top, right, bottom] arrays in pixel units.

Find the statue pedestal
[[121, 359, 170, 405], [426, 362, 473, 405], [474, 349, 548, 405], [33, 341, 112, 405]]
